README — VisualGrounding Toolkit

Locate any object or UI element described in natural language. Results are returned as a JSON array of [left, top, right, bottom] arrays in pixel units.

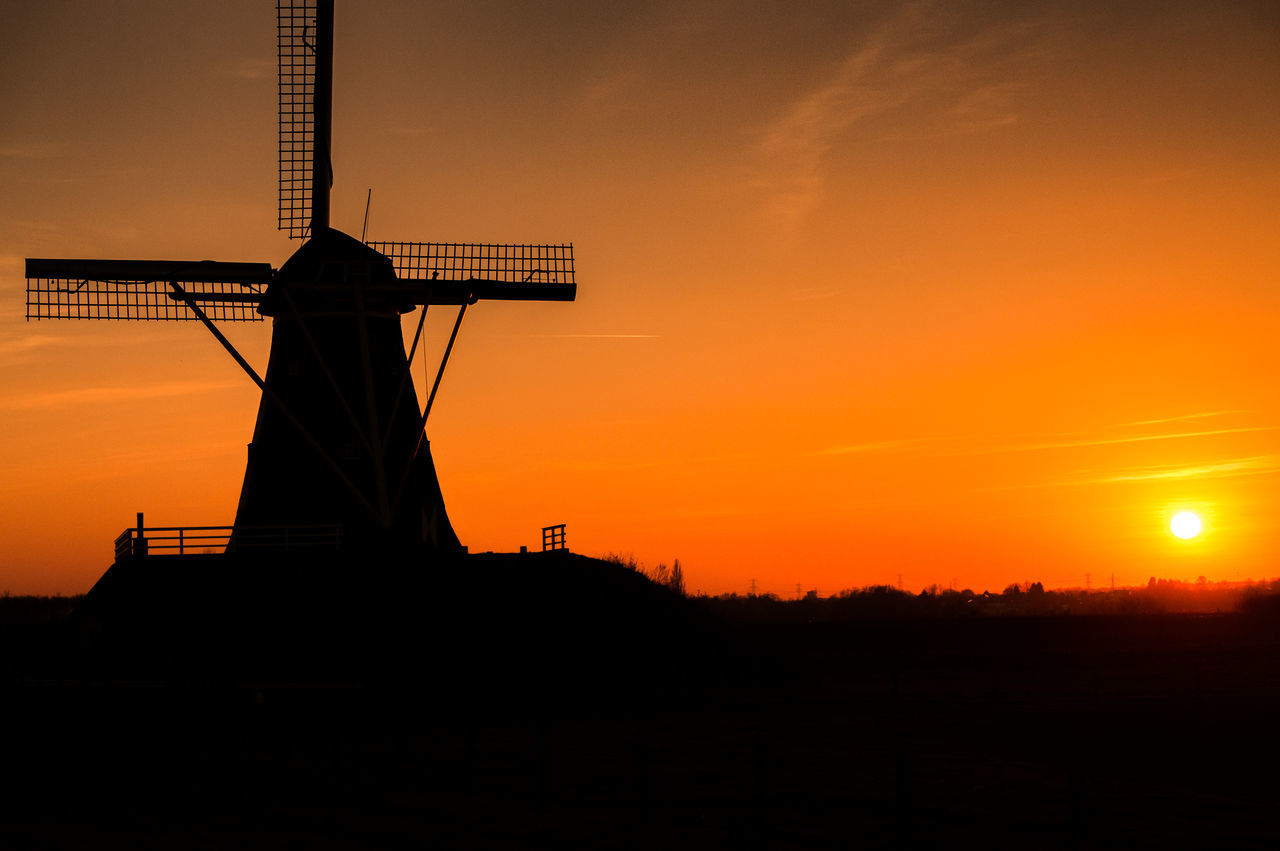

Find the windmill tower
[[24, 1, 576, 562]]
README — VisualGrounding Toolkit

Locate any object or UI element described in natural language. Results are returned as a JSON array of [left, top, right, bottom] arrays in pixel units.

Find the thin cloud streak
[[1118, 410, 1250, 428], [0, 334, 59, 356], [0, 142, 64, 160], [534, 333, 660, 339], [992, 427, 1279, 455], [2, 380, 242, 411], [965, 454, 1280, 495], [791, 286, 842, 302], [820, 426, 1276, 460], [818, 440, 914, 455], [222, 58, 272, 80], [1084, 455, 1280, 485], [0, 331, 182, 365]]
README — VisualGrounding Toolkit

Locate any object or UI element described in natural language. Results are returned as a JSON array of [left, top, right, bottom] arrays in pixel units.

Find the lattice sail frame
[[278, 0, 318, 239], [26, 260, 270, 322], [26, 279, 266, 322], [368, 242, 575, 284]]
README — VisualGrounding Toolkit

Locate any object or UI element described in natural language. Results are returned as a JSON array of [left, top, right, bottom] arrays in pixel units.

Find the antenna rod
[[361, 188, 371, 241], [310, 0, 334, 234]]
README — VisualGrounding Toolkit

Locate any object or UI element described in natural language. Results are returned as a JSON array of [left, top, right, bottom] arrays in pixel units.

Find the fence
[[114, 523, 341, 561], [542, 524, 566, 552]]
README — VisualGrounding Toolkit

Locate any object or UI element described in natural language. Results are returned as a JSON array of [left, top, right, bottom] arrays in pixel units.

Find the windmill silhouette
[[25, 0, 576, 560]]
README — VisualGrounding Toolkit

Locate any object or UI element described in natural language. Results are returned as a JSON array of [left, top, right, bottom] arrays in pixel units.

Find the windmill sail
[[25, 259, 271, 321], [277, 0, 325, 238], [368, 242, 577, 304]]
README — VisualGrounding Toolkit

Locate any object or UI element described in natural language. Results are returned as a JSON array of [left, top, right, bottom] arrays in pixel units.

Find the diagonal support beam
[[168, 281, 382, 525], [381, 303, 427, 450], [421, 301, 468, 438], [390, 300, 467, 518]]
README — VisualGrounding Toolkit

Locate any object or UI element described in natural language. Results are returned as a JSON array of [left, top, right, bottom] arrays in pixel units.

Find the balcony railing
[[114, 523, 341, 561]]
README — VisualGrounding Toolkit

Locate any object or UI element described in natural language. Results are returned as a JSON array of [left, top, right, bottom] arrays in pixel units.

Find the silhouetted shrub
[[602, 553, 686, 597]]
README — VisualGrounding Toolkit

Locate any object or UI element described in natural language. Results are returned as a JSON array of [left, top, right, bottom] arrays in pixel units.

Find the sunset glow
[[1170, 511, 1204, 541], [1, 1, 1278, 596]]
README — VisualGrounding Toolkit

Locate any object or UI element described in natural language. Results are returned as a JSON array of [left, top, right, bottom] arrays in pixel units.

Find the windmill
[[24, 0, 576, 561]]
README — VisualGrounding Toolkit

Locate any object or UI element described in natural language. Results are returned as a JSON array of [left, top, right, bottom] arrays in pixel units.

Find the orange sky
[[1, 1, 1278, 596]]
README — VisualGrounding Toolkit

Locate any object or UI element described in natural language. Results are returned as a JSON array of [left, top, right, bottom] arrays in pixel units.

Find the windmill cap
[[278, 226, 396, 282], [262, 226, 405, 316]]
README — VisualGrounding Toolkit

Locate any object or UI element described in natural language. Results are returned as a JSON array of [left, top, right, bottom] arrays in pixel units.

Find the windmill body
[[24, 0, 575, 566], [233, 228, 461, 554]]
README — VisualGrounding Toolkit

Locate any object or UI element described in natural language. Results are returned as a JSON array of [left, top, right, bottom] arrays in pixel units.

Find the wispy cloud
[[754, 37, 895, 233], [791, 286, 842, 302], [818, 440, 914, 455], [752, 3, 1048, 233], [0, 142, 63, 160], [0, 334, 60, 361], [0, 329, 163, 365], [943, 81, 1024, 135], [1083, 455, 1280, 485], [992, 427, 1278, 455], [819, 418, 1279, 494], [816, 424, 1276, 461], [221, 58, 272, 80], [1117, 410, 1249, 428], [583, 69, 642, 104], [1, 380, 242, 411], [534, 333, 660, 339]]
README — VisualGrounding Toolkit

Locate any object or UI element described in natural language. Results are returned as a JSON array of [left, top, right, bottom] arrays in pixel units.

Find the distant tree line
[[695, 577, 1280, 622], [0, 594, 82, 651]]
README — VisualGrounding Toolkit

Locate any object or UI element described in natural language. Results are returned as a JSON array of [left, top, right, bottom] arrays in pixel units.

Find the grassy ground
[[2, 595, 1278, 848]]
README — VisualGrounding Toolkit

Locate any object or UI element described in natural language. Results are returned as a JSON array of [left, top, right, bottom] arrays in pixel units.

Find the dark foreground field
[[3, 588, 1279, 849]]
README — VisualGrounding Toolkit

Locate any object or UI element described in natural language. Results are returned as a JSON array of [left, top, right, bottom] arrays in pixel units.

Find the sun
[[1170, 510, 1203, 540]]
